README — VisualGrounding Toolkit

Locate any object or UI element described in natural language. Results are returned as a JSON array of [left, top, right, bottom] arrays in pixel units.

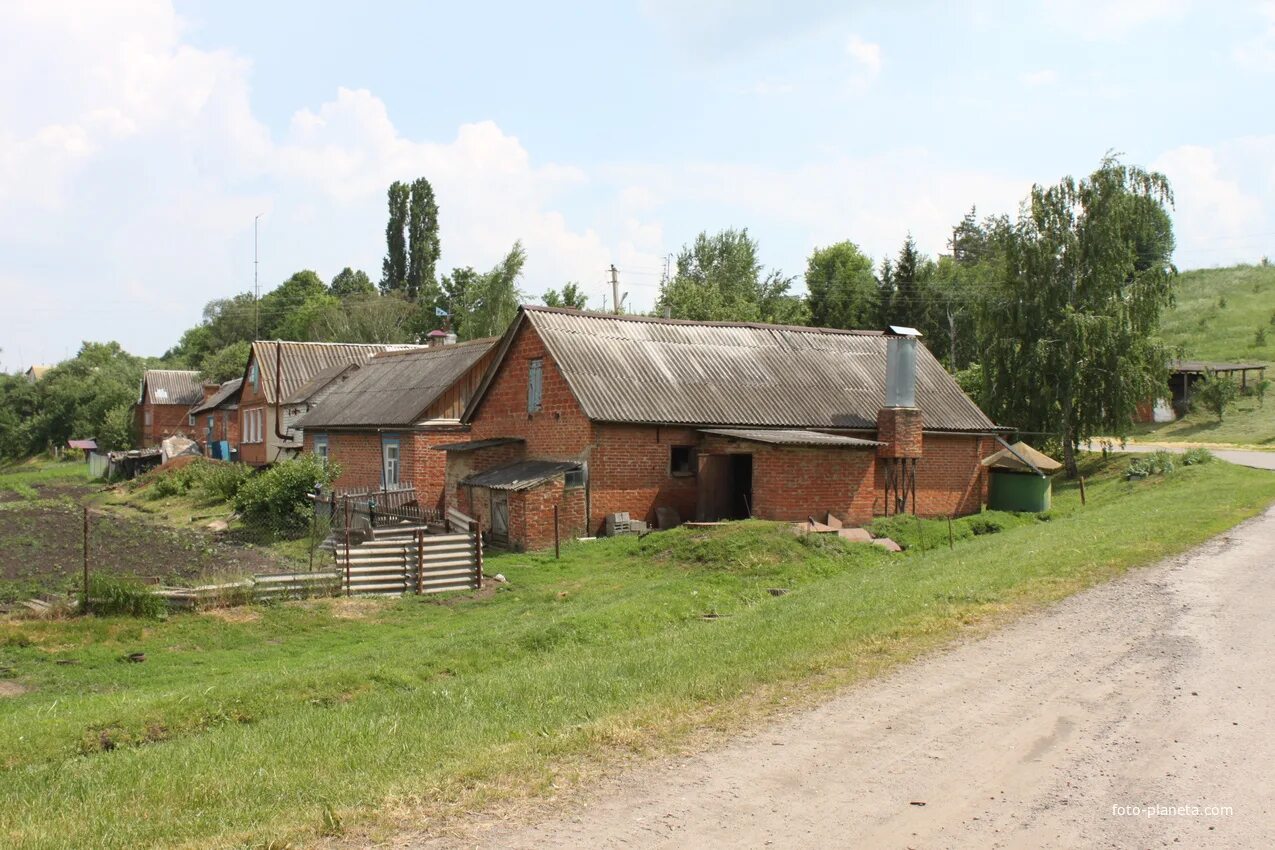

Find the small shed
[[981, 442, 1063, 512]]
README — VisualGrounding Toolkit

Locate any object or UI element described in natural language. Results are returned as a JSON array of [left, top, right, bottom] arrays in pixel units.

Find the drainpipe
[[274, 341, 288, 441]]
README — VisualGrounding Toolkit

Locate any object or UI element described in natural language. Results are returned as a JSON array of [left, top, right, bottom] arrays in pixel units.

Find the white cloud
[[1153, 139, 1275, 268], [1020, 69, 1059, 87], [0, 1, 663, 365], [1041, 0, 1192, 39], [1234, 0, 1275, 70], [845, 34, 882, 93]]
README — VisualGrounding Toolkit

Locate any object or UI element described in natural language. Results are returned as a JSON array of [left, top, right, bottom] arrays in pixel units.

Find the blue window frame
[[528, 358, 543, 413], [313, 433, 329, 466]]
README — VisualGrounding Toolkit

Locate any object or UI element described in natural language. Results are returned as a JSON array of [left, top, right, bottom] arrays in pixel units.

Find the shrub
[[87, 573, 166, 618], [233, 454, 338, 532], [1182, 447, 1214, 466], [197, 461, 254, 502], [1193, 372, 1239, 421], [1127, 450, 1177, 479]]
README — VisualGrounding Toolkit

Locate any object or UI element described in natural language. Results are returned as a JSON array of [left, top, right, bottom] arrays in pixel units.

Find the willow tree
[[978, 156, 1176, 477]]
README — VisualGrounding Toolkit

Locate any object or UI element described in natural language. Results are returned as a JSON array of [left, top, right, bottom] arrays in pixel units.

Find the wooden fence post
[[1078, 476, 1087, 507], [948, 516, 954, 550], [343, 498, 352, 596], [82, 506, 90, 615], [471, 519, 484, 587], [554, 504, 560, 560]]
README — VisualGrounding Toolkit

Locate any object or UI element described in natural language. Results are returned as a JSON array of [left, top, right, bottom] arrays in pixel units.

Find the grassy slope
[[1, 455, 1274, 849], [1136, 263, 1275, 444]]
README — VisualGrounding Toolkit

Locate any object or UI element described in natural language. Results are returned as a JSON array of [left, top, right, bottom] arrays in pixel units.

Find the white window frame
[[313, 433, 329, 466], [382, 437, 401, 488], [244, 407, 265, 444]]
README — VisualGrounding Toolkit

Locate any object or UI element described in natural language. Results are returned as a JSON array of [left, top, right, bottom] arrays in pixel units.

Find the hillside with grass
[[1134, 263, 1275, 445]]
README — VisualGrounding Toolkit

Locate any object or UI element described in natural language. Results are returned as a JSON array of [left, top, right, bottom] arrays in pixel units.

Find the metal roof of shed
[[466, 307, 997, 431], [139, 370, 204, 406], [1170, 359, 1267, 374], [700, 428, 884, 448], [295, 339, 496, 429], [462, 459, 579, 491]]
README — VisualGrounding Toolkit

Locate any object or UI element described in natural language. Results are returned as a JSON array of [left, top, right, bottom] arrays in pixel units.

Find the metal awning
[[699, 428, 883, 448], [435, 437, 525, 452], [462, 459, 579, 491]]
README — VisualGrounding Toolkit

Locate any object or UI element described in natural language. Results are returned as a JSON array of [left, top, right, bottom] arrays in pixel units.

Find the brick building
[[296, 338, 497, 507], [445, 307, 1004, 551], [238, 341, 419, 466], [134, 370, 207, 447], [188, 378, 242, 458]]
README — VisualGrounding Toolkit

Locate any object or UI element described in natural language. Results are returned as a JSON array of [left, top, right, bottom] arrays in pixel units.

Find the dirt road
[[418, 508, 1275, 849]]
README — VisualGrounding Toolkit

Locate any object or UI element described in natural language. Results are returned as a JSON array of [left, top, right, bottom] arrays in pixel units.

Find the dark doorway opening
[[697, 453, 753, 521]]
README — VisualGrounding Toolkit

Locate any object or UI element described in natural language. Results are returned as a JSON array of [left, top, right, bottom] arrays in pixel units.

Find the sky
[[2, 0, 1274, 369]]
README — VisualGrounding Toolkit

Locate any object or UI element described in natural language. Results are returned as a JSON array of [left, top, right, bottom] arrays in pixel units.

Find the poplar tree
[[380, 181, 409, 293], [407, 177, 440, 302]]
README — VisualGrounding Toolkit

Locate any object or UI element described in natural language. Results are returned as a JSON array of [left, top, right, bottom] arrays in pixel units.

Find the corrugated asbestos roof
[[139, 370, 204, 406], [699, 428, 884, 448], [281, 363, 359, 406], [462, 459, 579, 491], [295, 339, 497, 429], [468, 307, 996, 431], [248, 341, 422, 403], [190, 378, 243, 414]]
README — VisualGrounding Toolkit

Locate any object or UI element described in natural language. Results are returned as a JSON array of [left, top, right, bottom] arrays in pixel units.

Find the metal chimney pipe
[[884, 326, 921, 408]]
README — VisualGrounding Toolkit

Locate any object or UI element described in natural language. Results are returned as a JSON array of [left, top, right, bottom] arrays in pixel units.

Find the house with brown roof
[[237, 341, 422, 466], [135, 370, 210, 448], [295, 338, 498, 506], [445, 306, 1004, 551]]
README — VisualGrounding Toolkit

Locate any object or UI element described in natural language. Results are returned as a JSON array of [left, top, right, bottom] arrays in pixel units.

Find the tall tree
[[260, 270, 328, 339], [329, 267, 375, 298], [889, 234, 925, 328], [462, 243, 527, 340], [407, 178, 441, 302], [657, 228, 806, 324], [380, 181, 410, 294], [876, 257, 895, 326], [543, 282, 589, 309], [441, 267, 481, 339], [805, 241, 879, 329], [977, 156, 1177, 477]]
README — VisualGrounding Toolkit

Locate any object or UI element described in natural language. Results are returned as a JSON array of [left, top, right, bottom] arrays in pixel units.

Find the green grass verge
[[1, 454, 1273, 849], [0, 459, 88, 495]]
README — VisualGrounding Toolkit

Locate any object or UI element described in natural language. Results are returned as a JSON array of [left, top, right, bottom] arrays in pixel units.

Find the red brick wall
[[467, 323, 595, 457], [238, 365, 269, 466], [134, 402, 195, 448], [304, 429, 471, 508], [460, 480, 587, 552], [445, 441, 527, 516], [912, 433, 995, 517], [588, 424, 700, 532], [747, 443, 878, 525]]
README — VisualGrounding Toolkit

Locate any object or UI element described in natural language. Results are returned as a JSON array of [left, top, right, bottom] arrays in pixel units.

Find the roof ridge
[[521, 304, 884, 336]]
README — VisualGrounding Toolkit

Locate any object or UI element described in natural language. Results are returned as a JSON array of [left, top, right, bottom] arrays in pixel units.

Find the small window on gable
[[564, 465, 586, 489], [527, 358, 543, 413], [249, 362, 259, 390], [670, 446, 696, 477], [188, 413, 195, 427]]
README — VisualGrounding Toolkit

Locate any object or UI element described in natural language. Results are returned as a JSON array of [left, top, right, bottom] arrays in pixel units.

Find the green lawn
[[2, 454, 1274, 849], [1128, 263, 1275, 445]]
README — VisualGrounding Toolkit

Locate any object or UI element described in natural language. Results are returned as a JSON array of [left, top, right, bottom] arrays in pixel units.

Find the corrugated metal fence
[[333, 525, 482, 596]]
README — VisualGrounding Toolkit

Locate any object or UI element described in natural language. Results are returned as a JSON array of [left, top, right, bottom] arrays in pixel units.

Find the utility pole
[[609, 264, 620, 315], [254, 213, 262, 339]]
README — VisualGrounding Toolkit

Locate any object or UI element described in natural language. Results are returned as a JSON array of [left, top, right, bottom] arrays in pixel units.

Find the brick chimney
[[876, 327, 923, 459], [202, 381, 220, 401]]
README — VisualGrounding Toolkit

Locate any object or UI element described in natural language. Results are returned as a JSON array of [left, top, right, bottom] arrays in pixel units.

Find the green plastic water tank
[[987, 470, 1052, 512]]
